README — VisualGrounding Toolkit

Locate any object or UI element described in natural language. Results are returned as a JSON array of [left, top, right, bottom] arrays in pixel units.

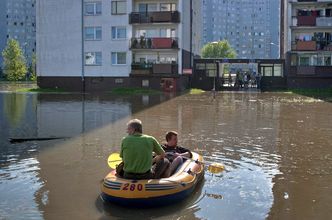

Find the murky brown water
[[1, 87, 332, 220]]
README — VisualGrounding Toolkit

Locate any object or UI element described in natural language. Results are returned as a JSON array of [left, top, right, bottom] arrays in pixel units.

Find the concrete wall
[[287, 77, 332, 89], [269, 0, 280, 58], [37, 0, 83, 77], [84, 0, 131, 77], [192, 0, 202, 56]]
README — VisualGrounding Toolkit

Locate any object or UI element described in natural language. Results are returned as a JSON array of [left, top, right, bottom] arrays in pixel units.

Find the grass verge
[[187, 88, 206, 94], [16, 87, 67, 93]]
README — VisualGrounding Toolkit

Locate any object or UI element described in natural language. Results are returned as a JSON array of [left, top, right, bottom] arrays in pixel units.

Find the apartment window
[[85, 27, 102, 40], [85, 52, 102, 65], [85, 2, 102, 15], [115, 78, 124, 84], [142, 80, 149, 87], [138, 3, 157, 12], [111, 1, 126, 15], [299, 56, 310, 66], [160, 28, 176, 38], [112, 27, 126, 39], [160, 3, 176, 11], [274, 64, 282, 76], [111, 52, 126, 65]]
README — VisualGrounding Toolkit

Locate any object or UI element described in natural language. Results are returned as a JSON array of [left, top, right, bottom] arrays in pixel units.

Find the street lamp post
[[270, 42, 280, 59]]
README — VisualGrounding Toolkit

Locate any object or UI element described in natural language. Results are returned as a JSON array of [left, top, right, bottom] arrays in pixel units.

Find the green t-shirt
[[120, 134, 164, 174]]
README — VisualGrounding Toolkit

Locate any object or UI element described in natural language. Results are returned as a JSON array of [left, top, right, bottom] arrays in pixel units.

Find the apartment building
[[0, 0, 36, 71], [37, 0, 201, 92], [202, 0, 280, 59], [282, 0, 332, 88]]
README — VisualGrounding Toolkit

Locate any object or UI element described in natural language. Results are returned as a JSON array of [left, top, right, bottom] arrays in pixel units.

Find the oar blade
[[208, 163, 225, 174], [108, 153, 122, 169]]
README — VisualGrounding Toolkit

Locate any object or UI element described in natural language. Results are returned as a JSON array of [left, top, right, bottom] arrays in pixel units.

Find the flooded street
[[0, 89, 332, 220]]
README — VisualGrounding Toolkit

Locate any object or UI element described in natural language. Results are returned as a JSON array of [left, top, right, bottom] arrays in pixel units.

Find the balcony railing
[[298, 0, 317, 2], [297, 16, 316, 26], [296, 41, 317, 50], [292, 40, 332, 51], [129, 11, 180, 24], [316, 17, 332, 26], [131, 63, 178, 75], [130, 37, 179, 49]]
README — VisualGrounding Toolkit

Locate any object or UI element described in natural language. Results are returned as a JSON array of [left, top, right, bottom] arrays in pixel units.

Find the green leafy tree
[[2, 39, 27, 81], [28, 53, 37, 81], [201, 40, 237, 58]]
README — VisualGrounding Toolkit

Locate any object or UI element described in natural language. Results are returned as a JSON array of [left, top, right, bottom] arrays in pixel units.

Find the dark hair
[[127, 119, 142, 133], [165, 131, 178, 141]]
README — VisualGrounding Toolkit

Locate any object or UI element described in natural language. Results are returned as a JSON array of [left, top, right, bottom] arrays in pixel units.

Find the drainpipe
[[190, 0, 193, 68], [81, 0, 85, 92]]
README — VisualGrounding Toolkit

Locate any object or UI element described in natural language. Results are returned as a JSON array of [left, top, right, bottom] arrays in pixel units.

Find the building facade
[[282, 0, 332, 88], [0, 0, 36, 71], [202, 0, 280, 59], [37, 0, 201, 92]]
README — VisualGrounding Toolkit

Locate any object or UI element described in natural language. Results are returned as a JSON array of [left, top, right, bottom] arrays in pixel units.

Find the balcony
[[296, 41, 317, 50], [131, 63, 153, 75], [130, 37, 179, 50], [129, 11, 180, 24], [316, 17, 332, 26], [297, 16, 316, 26], [131, 63, 178, 75], [153, 63, 178, 74]]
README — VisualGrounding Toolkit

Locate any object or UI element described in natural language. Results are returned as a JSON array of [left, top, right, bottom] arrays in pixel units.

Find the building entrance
[[192, 58, 286, 91]]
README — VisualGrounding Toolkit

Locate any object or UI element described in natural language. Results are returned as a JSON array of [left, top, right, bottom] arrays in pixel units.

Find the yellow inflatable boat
[[101, 152, 204, 207]]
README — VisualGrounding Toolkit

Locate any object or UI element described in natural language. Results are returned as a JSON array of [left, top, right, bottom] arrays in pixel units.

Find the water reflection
[[0, 91, 331, 219], [0, 151, 44, 219]]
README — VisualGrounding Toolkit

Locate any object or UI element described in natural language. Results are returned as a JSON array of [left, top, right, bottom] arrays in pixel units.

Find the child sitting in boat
[[161, 131, 192, 177]]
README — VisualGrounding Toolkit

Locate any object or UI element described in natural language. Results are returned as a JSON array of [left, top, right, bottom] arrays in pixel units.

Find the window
[[160, 28, 176, 37], [299, 56, 310, 66], [111, 1, 126, 15], [85, 52, 102, 65], [85, 2, 102, 15], [273, 64, 283, 76], [142, 80, 149, 87], [112, 27, 126, 39], [160, 3, 176, 11], [138, 3, 157, 12], [111, 52, 126, 65], [85, 27, 102, 40], [115, 78, 124, 84]]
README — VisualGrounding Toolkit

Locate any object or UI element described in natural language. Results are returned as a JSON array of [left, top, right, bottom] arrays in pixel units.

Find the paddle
[[107, 153, 225, 174], [107, 153, 122, 169]]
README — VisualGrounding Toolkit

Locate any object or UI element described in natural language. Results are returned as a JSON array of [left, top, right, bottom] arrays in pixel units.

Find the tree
[[201, 40, 237, 59], [2, 39, 27, 81], [28, 53, 37, 81]]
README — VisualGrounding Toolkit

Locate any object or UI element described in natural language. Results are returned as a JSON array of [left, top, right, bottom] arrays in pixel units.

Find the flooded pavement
[[0, 89, 332, 220]]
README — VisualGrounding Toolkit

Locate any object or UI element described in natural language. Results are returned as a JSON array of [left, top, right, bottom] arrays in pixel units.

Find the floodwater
[[0, 86, 332, 220]]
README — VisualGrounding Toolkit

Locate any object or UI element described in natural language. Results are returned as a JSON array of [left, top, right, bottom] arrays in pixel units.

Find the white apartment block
[[0, 0, 36, 70], [282, 0, 332, 88], [37, 0, 201, 91]]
